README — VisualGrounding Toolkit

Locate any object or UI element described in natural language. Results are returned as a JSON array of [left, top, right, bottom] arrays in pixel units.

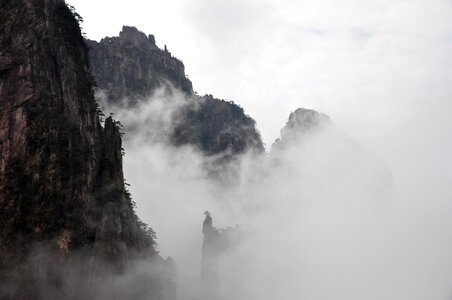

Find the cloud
[[94, 84, 452, 299]]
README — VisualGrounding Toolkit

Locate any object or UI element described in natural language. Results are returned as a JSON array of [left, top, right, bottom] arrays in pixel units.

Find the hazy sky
[[67, 0, 452, 152]]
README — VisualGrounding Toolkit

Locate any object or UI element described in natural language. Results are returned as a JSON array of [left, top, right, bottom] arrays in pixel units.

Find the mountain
[[0, 1, 171, 299], [87, 27, 264, 157], [272, 108, 333, 151], [171, 94, 264, 156], [86, 26, 193, 105], [271, 108, 392, 198]]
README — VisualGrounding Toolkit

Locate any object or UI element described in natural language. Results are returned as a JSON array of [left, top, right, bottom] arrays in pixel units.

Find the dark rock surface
[[0, 1, 170, 298]]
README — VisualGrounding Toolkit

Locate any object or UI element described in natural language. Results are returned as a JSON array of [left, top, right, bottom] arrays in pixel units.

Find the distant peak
[[271, 107, 333, 151], [286, 108, 331, 132]]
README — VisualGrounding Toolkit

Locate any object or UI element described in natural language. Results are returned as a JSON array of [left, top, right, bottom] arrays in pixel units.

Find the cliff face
[[87, 26, 193, 105], [88, 27, 264, 157], [0, 1, 163, 298]]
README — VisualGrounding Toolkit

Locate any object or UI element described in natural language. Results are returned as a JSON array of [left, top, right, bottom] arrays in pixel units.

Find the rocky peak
[[117, 26, 159, 50], [87, 27, 193, 104], [272, 108, 332, 151], [284, 108, 332, 133], [88, 28, 264, 159], [201, 212, 248, 299], [171, 95, 265, 156]]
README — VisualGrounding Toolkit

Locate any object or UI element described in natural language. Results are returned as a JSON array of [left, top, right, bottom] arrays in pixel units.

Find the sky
[[65, 1, 452, 299], [67, 0, 452, 150]]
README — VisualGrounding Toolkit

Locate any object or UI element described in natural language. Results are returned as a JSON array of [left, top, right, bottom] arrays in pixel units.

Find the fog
[[67, 0, 452, 297], [95, 83, 452, 300]]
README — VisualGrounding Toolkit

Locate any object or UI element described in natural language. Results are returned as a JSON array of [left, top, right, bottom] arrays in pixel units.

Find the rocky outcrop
[[201, 212, 246, 299], [87, 26, 193, 105], [0, 1, 167, 299], [87, 28, 264, 157], [172, 95, 264, 156], [271, 108, 393, 198]]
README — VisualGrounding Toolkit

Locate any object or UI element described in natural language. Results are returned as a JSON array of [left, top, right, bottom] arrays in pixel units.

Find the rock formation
[[86, 26, 193, 105], [201, 212, 246, 299], [172, 94, 264, 157], [0, 1, 171, 299], [87, 27, 264, 157], [271, 108, 393, 198], [271, 107, 333, 151]]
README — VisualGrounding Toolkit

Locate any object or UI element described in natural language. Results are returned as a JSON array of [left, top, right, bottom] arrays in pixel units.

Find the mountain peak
[[285, 108, 332, 133], [272, 107, 332, 151], [88, 27, 193, 102], [118, 25, 158, 48]]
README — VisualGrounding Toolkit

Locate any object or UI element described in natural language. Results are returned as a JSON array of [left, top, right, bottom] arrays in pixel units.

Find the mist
[[2, 0, 450, 298], [93, 81, 452, 300]]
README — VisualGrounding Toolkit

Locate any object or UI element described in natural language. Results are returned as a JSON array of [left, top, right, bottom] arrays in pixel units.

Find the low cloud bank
[[96, 86, 452, 300]]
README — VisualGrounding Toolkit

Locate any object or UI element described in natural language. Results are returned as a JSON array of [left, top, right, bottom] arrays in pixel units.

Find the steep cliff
[[88, 27, 264, 157], [0, 1, 166, 299]]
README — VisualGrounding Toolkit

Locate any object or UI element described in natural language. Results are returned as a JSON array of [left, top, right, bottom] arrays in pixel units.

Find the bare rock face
[[87, 26, 194, 105], [0, 1, 168, 299]]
